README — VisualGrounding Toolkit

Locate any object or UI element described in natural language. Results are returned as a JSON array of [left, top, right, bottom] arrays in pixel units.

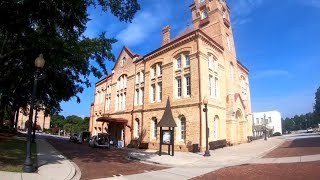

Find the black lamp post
[[32, 102, 39, 143], [263, 114, 267, 141], [203, 97, 210, 157], [24, 54, 45, 173]]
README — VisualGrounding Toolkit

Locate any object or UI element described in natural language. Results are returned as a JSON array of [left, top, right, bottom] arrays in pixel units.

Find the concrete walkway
[[0, 138, 79, 180], [100, 134, 320, 180]]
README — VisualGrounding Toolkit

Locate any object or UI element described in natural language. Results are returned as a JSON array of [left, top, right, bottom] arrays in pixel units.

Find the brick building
[[89, 0, 253, 151], [17, 106, 51, 131]]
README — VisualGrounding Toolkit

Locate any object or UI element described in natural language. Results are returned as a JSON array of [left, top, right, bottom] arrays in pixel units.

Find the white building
[[252, 111, 282, 135]]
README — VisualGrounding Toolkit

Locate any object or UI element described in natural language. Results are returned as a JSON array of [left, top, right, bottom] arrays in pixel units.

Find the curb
[[43, 139, 80, 180], [70, 161, 82, 180]]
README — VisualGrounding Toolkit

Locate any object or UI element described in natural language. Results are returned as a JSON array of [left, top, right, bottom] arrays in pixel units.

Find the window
[[105, 98, 108, 111], [140, 71, 144, 82], [209, 75, 213, 97], [214, 77, 219, 98], [180, 116, 186, 140], [118, 75, 127, 90], [120, 94, 123, 110], [256, 118, 259, 124], [135, 89, 139, 106], [176, 57, 181, 69], [151, 84, 156, 102], [185, 54, 190, 67], [176, 78, 182, 97], [135, 119, 140, 138], [208, 54, 217, 71], [105, 98, 110, 111], [201, 10, 208, 20], [140, 88, 144, 105], [268, 117, 272, 123], [158, 82, 162, 102], [152, 65, 156, 78], [121, 57, 126, 66], [226, 34, 231, 51], [152, 118, 157, 139], [185, 75, 191, 96], [159, 64, 162, 76], [136, 73, 140, 84], [116, 95, 119, 111]]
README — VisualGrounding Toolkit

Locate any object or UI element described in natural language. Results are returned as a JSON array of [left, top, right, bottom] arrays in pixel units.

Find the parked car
[[307, 127, 313, 133], [88, 133, 110, 148], [69, 133, 78, 142], [76, 131, 91, 144]]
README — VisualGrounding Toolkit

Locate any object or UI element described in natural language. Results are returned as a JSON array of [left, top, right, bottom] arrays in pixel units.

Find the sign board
[[162, 130, 171, 145]]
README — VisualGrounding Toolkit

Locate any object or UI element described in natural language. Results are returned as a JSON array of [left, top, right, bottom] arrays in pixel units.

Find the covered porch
[[96, 117, 128, 146]]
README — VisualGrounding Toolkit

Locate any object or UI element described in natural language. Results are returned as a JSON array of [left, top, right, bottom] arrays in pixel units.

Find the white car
[[88, 133, 110, 148], [307, 127, 313, 133]]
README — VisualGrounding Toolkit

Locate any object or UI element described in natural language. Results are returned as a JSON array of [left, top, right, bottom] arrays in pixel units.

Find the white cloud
[[116, 4, 170, 47], [252, 69, 290, 79], [228, 0, 264, 27]]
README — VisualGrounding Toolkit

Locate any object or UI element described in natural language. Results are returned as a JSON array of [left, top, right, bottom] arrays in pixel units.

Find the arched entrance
[[236, 110, 245, 143]]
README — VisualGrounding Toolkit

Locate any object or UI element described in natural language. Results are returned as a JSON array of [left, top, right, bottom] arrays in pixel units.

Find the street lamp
[[203, 97, 210, 157], [24, 54, 45, 173], [32, 102, 40, 143], [263, 114, 267, 141]]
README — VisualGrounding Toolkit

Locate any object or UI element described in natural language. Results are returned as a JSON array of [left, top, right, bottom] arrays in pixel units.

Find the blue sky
[[60, 0, 320, 119]]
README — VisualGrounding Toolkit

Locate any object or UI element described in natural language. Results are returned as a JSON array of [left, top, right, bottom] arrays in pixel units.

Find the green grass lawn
[[0, 138, 37, 172]]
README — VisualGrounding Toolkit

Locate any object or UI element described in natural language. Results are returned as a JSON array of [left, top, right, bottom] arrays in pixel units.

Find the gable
[[234, 93, 246, 110], [112, 46, 138, 71]]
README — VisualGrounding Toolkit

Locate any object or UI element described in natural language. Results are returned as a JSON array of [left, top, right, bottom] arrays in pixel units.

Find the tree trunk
[[14, 108, 19, 131], [0, 109, 4, 128]]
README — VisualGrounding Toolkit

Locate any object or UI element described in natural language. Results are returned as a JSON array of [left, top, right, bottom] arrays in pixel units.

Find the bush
[[273, 132, 281, 136]]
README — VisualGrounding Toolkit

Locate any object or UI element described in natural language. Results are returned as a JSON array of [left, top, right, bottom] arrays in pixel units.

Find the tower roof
[[157, 97, 177, 127]]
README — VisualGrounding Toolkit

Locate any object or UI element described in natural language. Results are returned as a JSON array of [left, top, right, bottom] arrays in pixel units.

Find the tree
[[0, 0, 140, 128], [50, 114, 66, 129], [314, 87, 320, 116]]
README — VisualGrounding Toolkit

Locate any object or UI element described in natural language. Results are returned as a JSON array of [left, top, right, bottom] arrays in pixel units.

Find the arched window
[[150, 63, 162, 103], [151, 117, 157, 139], [214, 116, 219, 139], [117, 75, 127, 90], [135, 118, 140, 138], [179, 116, 186, 141], [240, 75, 247, 100], [175, 52, 190, 70], [116, 75, 127, 111], [121, 57, 126, 66], [208, 53, 218, 72], [201, 10, 208, 20], [151, 63, 162, 78]]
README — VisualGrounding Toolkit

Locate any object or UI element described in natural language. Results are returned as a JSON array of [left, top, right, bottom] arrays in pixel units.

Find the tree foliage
[[314, 86, 320, 116], [0, 0, 140, 126], [50, 114, 89, 134]]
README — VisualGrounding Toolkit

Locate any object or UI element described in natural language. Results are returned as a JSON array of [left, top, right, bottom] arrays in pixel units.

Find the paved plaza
[[1, 133, 319, 180]]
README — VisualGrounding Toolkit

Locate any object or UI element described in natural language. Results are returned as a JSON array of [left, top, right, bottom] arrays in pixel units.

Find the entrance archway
[[236, 110, 245, 143]]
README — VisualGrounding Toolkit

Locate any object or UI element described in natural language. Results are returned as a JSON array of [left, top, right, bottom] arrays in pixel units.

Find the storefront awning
[[96, 117, 128, 124]]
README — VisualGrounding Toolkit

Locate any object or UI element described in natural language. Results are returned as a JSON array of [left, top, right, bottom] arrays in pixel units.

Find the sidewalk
[[0, 139, 79, 180], [101, 135, 320, 180]]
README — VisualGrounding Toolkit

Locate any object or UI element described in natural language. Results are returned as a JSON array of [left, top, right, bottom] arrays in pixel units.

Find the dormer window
[[201, 10, 208, 20], [121, 57, 126, 66]]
